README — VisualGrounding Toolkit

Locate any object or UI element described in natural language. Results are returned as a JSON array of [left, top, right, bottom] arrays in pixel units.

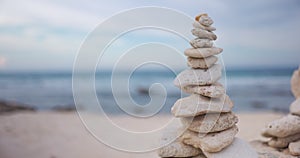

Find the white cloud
[[0, 0, 100, 31]]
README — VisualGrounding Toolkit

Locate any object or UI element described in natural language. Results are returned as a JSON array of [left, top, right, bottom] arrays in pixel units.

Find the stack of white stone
[[260, 67, 300, 157], [158, 13, 240, 158]]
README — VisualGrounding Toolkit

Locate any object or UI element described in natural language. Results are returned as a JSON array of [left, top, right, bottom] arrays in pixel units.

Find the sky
[[0, 0, 300, 72]]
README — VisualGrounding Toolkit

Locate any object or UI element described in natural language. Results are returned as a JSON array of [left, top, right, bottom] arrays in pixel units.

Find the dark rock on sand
[[0, 101, 35, 113]]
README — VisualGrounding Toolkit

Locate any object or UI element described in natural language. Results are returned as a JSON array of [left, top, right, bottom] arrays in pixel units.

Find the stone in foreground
[[203, 138, 258, 158], [289, 140, 300, 156], [187, 56, 218, 69], [174, 64, 222, 88], [181, 126, 238, 153], [171, 94, 234, 117], [184, 47, 222, 58], [268, 132, 300, 148], [262, 114, 300, 138], [182, 83, 225, 98], [290, 98, 300, 116], [181, 112, 238, 133]]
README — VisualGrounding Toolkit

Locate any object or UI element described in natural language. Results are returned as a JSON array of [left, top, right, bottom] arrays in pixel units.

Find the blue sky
[[0, 0, 300, 71]]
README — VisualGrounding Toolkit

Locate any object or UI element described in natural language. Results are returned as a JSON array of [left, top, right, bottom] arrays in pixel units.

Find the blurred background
[[0, 0, 300, 113]]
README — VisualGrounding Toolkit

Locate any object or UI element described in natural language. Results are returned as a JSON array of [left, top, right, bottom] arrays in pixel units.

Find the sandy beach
[[0, 111, 284, 158]]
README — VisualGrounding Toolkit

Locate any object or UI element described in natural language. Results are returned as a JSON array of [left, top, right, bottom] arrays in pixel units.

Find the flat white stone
[[184, 47, 223, 58], [174, 64, 222, 88], [187, 56, 218, 69], [171, 94, 234, 117], [181, 112, 238, 133], [182, 83, 225, 98]]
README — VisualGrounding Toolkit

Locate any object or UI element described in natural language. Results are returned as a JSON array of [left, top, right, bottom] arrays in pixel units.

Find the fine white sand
[[0, 112, 283, 158]]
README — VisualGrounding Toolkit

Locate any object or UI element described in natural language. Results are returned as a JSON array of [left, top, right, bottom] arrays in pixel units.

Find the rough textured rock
[[191, 29, 217, 40], [182, 83, 225, 98], [199, 15, 213, 26], [173, 64, 222, 88], [184, 47, 223, 58], [289, 140, 300, 156], [190, 38, 213, 48], [181, 112, 238, 133], [291, 67, 300, 98], [203, 138, 258, 158], [290, 98, 300, 116], [158, 127, 202, 157], [171, 94, 234, 117], [262, 114, 300, 138], [158, 140, 202, 157], [268, 132, 300, 148], [187, 56, 218, 69], [250, 140, 296, 158], [181, 126, 238, 153], [193, 21, 216, 31]]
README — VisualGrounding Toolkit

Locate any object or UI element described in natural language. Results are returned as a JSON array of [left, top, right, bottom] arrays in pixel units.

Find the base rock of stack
[[262, 114, 300, 138], [171, 94, 233, 117], [182, 83, 225, 98], [184, 48, 222, 58], [181, 112, 238, 133], [174, 64, 222, 88], [181, 125, 238, 153]]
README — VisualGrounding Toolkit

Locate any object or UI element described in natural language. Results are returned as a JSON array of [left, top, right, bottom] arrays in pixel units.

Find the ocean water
[[0, 68, 296, 114]]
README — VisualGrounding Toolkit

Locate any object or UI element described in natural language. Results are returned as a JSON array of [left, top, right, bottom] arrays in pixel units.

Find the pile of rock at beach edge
[[252, 67, 300, 158], [158, 13, 239, 158]]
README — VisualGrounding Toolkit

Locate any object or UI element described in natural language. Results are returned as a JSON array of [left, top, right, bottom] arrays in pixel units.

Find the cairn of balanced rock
[[251, 67, 300, 158], [158, 13, 257, 158]]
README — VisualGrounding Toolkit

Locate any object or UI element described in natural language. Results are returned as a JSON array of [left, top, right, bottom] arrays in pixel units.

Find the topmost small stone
[[195, 13, 213, 27]]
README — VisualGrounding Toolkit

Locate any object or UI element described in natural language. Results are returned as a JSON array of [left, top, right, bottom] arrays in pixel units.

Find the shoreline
[[0, 111, 284, 158]]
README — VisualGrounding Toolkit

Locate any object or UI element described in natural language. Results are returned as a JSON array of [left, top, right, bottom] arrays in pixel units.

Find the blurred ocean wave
[[0, 67, 296, 114]]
